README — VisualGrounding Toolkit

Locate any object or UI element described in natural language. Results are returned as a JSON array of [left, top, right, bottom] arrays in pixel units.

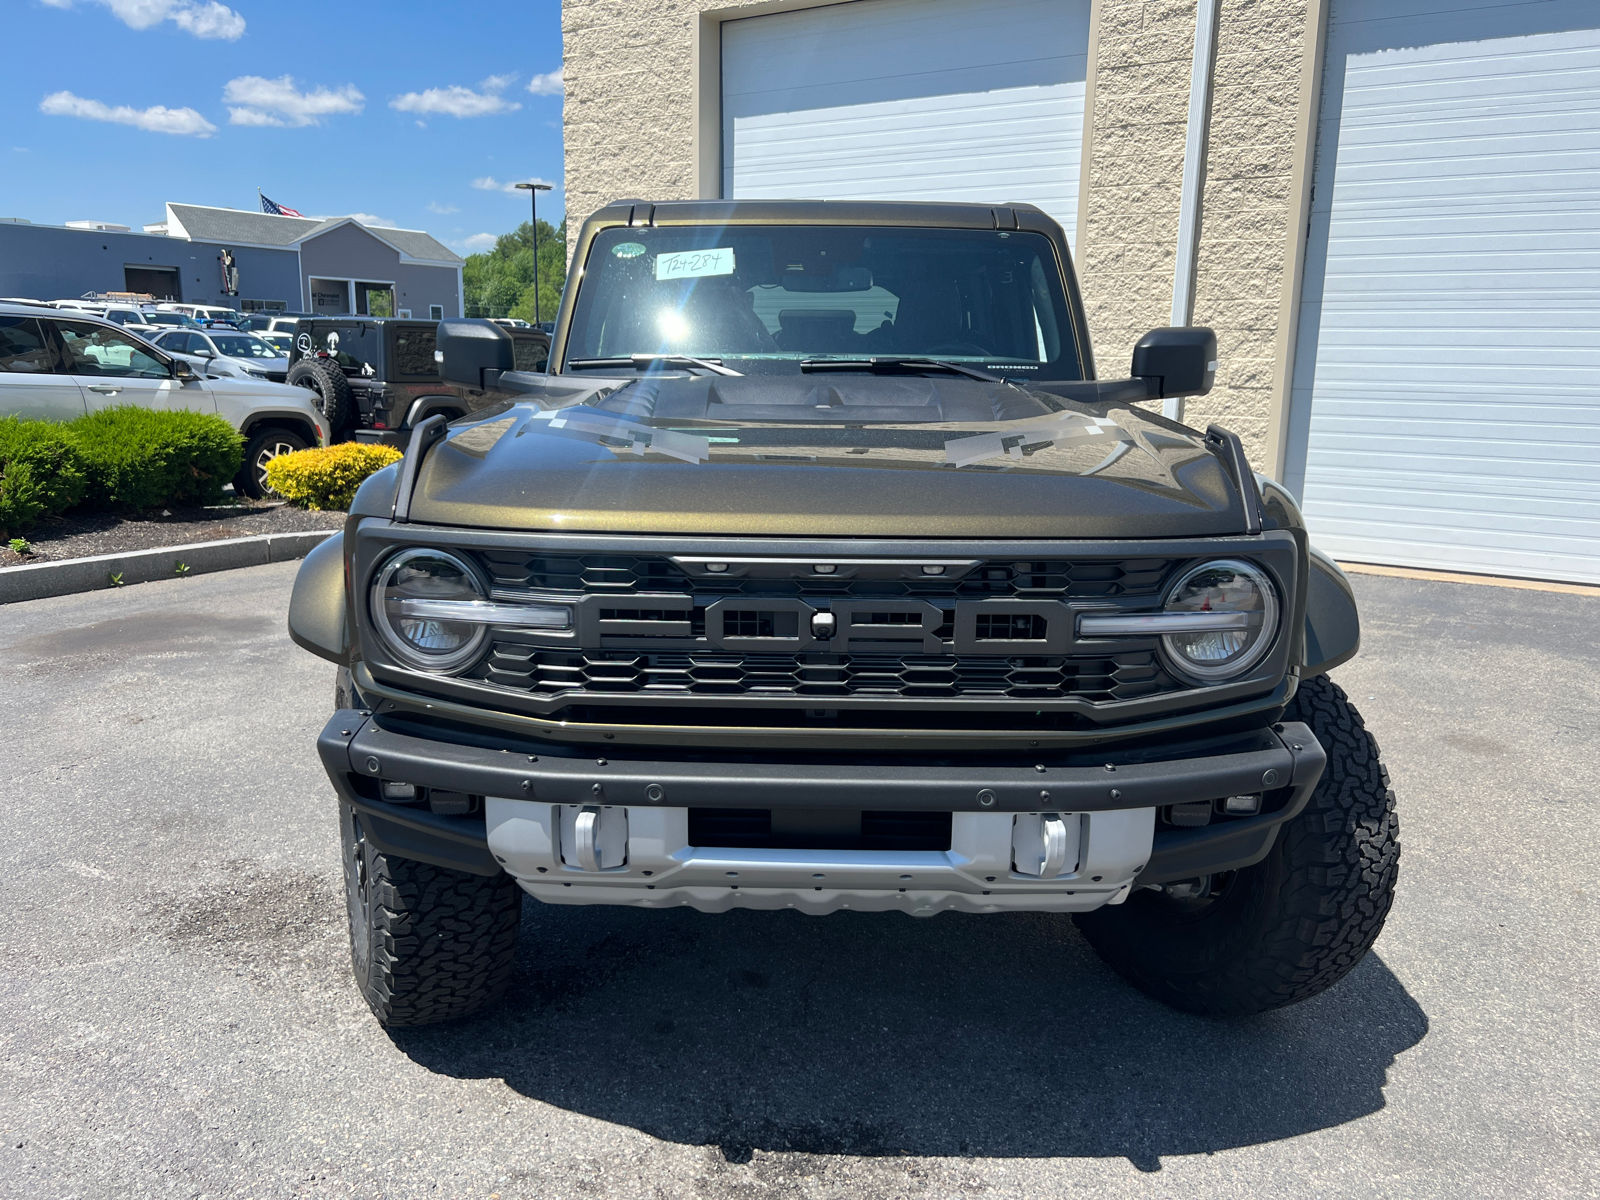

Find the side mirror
[[1131, 327, 1217, 398], [436, 318, 514, 389], [172, 358, 196, 381]]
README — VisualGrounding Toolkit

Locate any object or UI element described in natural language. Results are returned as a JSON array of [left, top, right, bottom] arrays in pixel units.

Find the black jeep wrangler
[[285, 316, 550, 440], [289, 200, 1397, 1027]]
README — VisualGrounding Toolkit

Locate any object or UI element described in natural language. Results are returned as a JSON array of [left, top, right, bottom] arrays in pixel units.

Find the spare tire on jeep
[[287, 359, 356, 435]]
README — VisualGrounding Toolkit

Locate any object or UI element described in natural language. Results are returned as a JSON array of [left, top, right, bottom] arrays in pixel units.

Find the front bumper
[[317, 713, 1325, 915]]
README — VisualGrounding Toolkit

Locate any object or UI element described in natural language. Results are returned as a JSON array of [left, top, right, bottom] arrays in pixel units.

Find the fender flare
[[1303, 545, 1360, 675], [403, 394, 468, 427], [288, 531, 348, 664]]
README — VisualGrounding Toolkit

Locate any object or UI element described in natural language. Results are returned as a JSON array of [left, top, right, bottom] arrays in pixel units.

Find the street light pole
[[514, 181, 554, 326]]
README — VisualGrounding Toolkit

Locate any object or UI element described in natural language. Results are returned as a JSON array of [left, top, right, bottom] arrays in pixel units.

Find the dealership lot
[[1, 563, 1595, 1199]]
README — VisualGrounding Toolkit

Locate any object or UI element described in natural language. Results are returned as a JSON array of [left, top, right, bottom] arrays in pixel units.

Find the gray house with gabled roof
[[163, 204, 463, 318], [0, 202, 463, 318]]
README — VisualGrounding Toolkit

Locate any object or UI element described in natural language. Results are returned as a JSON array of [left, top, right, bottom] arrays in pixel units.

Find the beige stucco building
[[560, 0, 1600, 585]]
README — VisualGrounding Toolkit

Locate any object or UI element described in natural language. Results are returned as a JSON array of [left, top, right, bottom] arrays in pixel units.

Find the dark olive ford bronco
[[288, 200, 1397, 1027]]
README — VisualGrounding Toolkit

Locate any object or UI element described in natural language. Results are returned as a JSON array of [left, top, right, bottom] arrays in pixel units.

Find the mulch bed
[[1, 500, 346, 568]]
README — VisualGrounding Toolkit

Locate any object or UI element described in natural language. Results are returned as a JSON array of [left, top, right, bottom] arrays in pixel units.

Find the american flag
[[260, 193, 303, 218]]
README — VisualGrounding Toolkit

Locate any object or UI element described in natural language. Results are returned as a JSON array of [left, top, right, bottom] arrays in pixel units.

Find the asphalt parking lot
[[2, 563, 1596, 1199]]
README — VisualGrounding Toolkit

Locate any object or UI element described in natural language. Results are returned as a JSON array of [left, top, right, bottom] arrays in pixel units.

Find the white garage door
[[721, 0, 1092, 245], [1288, 0, 1600, 583]]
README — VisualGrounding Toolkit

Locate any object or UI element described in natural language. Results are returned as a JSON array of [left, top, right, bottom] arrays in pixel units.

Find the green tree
[[462, 217, 567, 322]]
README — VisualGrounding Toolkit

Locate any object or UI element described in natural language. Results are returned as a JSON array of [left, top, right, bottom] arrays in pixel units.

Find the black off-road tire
[[287, 359, 356, 435], [340, 803, 522, 1027], [1073, 674, 1399, 1016], [236, 425, 309, 498]]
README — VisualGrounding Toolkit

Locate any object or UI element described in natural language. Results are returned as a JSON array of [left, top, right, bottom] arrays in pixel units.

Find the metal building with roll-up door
[[562, 0, 1600, 585]]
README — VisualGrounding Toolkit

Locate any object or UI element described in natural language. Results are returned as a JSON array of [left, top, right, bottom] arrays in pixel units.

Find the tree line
[[462, 218, 567, 323]]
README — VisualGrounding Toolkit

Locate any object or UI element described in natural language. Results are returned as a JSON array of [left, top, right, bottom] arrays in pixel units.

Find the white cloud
[[223, 75, 364, 127], [391, 72, 521, 118], [453, 233, 499, 253], [39, 90, 216, 137], [426, 202, 459, 215], [526, 68, 563, 97], [343, 213, 398, 229], [43, 0, 245, 40], [472, 175, 557, 194]]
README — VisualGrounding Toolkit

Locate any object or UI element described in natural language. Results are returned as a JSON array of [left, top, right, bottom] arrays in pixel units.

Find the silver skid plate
[[486, 801, 1155, 916]]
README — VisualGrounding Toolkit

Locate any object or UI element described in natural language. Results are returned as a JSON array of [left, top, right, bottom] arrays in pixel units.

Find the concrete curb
[[1, 530, 337, 605]]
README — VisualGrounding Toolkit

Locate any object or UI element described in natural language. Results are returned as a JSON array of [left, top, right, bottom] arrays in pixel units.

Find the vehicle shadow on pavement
[[392, 899, 1427, 1170]]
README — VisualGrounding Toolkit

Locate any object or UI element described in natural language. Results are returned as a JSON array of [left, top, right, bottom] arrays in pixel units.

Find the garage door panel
[[1304, 483, 1600, 527], [1292, 9, 1600, 582], [1307, 358, 1600, 386], [1313, 324, 1600, 350], [1305, 508, 1600, 552], [1326, 0, 1600, 57], [1323, 170, 1600, 208], [1310, 410, 1600, 442], [1304, 528, 1600, 577], [731, 85, 1082, 218], [1316, 407, 1600, 434], [721, 0, 1080, 108], [1305, 438, 1600, 476], [722, 0, 1090, 242], [1307, 477, 1600, 514], [1305, 513, 1599, 555]]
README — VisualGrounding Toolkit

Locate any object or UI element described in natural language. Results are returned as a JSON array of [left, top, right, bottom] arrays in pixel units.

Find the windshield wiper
[[567, 354, 744, 377], [800, 356, 1002, 383]]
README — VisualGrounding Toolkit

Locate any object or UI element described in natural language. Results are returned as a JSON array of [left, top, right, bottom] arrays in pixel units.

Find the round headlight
[[1160, 559, 1279, 682], [370, 548, 488, 673]]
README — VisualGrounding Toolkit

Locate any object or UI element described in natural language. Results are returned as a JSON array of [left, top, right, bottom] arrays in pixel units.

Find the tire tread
[[351, 827, 521, 1027], [1076, 675, 1399, 1016]]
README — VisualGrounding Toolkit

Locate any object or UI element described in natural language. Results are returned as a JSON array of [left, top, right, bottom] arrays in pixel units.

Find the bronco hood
[[404, 374, 1252, 538]]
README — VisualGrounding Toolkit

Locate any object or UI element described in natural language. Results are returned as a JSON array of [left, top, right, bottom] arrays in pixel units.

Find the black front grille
[[688, 808, 952, 851], [474, 551, 1174, 600], [470, 646, 1171, 702]]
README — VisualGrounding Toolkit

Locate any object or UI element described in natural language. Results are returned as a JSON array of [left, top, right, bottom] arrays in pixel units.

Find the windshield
[[209, 334, 279, 358], [144, 313, 189, 326], [566, 225, 1081, 379]]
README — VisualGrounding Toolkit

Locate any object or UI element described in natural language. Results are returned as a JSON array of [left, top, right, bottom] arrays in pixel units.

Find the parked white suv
[[0, 303, 327, 498], [147, 328, 291, 382]]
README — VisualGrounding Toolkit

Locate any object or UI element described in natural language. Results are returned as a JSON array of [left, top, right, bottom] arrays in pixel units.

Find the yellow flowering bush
[[263, 442, 403, 510]]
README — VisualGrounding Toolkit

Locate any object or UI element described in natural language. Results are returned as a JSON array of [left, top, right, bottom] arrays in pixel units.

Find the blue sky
[[3, 0, 565, 254]]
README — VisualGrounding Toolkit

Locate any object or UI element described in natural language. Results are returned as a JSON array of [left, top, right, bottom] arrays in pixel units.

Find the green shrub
[[0, 417, 88, 537], [70, 408, 243, 511], [264, 442, 403, 511]]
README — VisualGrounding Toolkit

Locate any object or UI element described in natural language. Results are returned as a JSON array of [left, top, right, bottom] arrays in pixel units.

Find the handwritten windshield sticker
[[613, 242, 647, 259], [655, 247, 735, 281]]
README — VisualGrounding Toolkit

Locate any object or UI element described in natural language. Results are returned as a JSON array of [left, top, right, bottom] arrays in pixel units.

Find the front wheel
[[1074, 674, 1399, 1016], [236, 426, 309, 499], [340, 804, 522, 1027]]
